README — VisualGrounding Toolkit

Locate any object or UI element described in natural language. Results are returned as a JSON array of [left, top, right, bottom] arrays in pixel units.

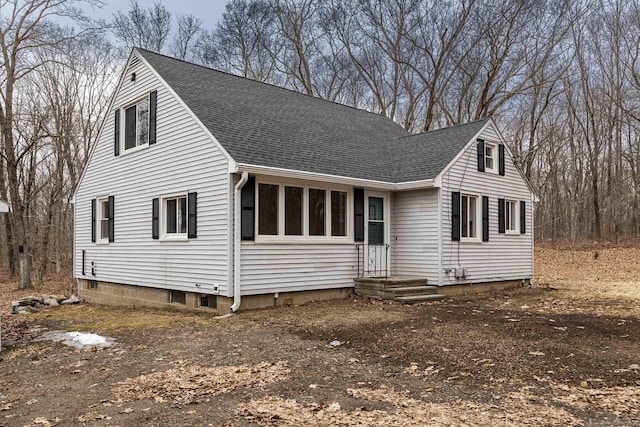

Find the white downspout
[[231, 172, 249, 312]]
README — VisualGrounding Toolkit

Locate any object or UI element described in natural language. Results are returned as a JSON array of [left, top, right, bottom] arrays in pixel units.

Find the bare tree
[[111, 0, 171, 52], [170, 14, 202, 60]]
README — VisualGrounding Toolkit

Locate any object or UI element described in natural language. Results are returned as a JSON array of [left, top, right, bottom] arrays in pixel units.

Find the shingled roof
[[137, 49, 489, 183]]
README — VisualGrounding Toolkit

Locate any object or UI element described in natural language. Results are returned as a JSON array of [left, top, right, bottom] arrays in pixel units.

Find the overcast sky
[[86, 0, 228, 27]]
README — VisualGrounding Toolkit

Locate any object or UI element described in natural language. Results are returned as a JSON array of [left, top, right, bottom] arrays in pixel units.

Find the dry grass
[[534, 246, 640, 315], [28, 304, 209, 333], [115, 361, 290, 404], [239, 386, 581, 427]]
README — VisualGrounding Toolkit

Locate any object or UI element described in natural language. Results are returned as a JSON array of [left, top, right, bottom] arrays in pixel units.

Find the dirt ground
[[1, 247, 639, 426]]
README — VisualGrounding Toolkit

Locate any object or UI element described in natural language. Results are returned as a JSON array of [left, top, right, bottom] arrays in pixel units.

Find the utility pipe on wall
[[231, 171, 249, 312]]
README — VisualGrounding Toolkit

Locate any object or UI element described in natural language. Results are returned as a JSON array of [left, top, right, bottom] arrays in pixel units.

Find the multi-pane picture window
[[257, 183, 349, 239], [331, 191, 347, 237], [285, 186, 303, 235], [258, 183, 279, 235], [124, 96, 149, 150], [308, 189, 326, 236]]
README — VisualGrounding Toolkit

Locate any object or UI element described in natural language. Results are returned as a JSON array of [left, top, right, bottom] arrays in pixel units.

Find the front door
[[366, 194, 388, 276]]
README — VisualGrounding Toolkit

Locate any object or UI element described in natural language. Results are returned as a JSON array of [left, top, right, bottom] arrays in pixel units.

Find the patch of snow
[[36, 331, 115, 349], [329, 340, 343, 347]]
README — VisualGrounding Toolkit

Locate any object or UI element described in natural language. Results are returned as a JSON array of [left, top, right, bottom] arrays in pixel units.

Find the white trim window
[[162, 193, 187, 239], [485, 142, 497, 173], [505, 199, 519, 234], [97, 196, 110, 244], [257, 180, 350, 241], [461, 194, 480, 240], [123, 95, 150, 152]]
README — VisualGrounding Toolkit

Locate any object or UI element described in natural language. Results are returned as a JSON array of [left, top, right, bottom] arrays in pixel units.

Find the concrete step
[[354, 277, 429, 288], [389, 285, 439, 297], [395, 294, 445, 304]]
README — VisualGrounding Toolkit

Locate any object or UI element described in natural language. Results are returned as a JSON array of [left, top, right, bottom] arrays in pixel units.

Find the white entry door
[[365, 193, 388, 276]]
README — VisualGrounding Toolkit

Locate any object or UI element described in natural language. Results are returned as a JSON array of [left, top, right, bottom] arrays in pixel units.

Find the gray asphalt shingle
[[138, 49, 488, 183]]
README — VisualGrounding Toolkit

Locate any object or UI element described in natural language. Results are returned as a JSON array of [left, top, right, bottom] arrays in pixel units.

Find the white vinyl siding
[[239, 243, 357, 295], [441, 121, 534, 285], [74, 54, 230, 295], [390, 189, 439, 282]]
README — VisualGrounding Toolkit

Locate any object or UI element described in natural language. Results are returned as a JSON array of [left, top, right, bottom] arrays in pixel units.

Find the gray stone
[[42, 296, 59, 307], [14, 305, 38, 315], [61, 295, 80, 305], [16, 296, 41, 306]]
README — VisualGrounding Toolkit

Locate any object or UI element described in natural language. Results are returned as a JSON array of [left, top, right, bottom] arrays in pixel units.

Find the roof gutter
[[231, 171, 249, 312], [233, 163, 437, 190]]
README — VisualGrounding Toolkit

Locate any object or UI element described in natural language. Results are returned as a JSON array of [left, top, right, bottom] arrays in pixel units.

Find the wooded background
[[1, 0, 639, 288]]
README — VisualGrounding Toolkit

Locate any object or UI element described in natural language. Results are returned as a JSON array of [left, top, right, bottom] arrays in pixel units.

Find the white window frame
[[96, 196, 110, 245], [460, 193, 481, 242], [505, 199, 519, 235], [255, 177, 352, 244], [484, 142, 498, 174], [121, 94, 150, 155], [160, 192, 188, 241]]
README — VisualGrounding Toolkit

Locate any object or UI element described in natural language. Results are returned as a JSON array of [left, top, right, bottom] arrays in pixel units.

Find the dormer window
[[484, 142, 497, 173], [124, 96, 150, 151], [115, 90, 156, 157], [476, 139, 504, 175]]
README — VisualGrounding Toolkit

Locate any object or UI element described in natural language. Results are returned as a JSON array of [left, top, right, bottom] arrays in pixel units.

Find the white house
[[73, 48, 536, 312]]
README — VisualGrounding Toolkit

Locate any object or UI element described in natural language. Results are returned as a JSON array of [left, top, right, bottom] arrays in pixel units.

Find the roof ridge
[[391, 118, 490, 141], [134, 47, 405, 128]]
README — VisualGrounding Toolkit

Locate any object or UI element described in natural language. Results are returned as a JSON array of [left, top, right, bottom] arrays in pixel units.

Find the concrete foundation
[[437, 278, 529, 296], [77, 279, 353, 313]]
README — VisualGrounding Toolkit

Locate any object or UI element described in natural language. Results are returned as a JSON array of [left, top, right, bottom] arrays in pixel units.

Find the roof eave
[[233, 163, 437, 190]]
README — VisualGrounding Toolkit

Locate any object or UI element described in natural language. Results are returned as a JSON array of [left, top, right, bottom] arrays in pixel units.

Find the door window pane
[[368, 222, 384, 245], [259, 184, 279, 235], [368, 197, 384, 245], [308, 189, 326, 236], [369, 197, 383, 221], [285, 186, 303, 235], [331, 191, 347, 236]]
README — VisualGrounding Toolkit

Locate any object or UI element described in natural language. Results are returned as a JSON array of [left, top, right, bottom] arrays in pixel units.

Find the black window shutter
[[152, 198, 159, 239], [354, 188, 364, 242], [241, 176, 255, 241], [149, 90, 157, 145], [498, 198, 505, 234], [477, 139, 485, 172], [81, 250, 85, 275], [108, 195, 115, 242], [188, 192, 197, 238], [482, 196, 489, 242], [114, 109, 120, 156], [520, 201, 526, 234], [451, 191, 461, 241], [91, 199, 96, 242], [498, 144, 505, 176]]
